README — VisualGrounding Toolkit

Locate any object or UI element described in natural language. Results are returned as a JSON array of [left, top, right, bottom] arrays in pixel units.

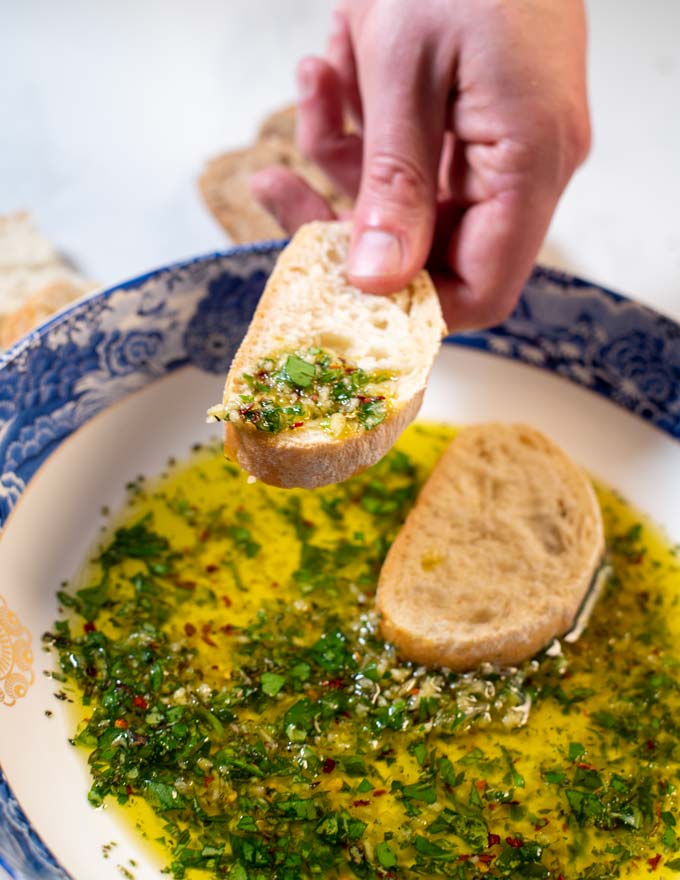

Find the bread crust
[[225, 390, 424, 488], [376, 423, 606, 670], [220, 221, 445, 488]]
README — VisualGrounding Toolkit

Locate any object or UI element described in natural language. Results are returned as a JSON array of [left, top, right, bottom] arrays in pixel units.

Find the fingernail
[[296, 63, 316, 101], [349, 229, 402, 279]]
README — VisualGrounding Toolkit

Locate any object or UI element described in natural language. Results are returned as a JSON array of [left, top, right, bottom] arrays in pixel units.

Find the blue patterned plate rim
[[0, 240, 283, 371]]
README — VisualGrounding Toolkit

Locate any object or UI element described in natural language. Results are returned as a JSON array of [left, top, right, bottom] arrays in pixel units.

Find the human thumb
[[346, 67, 444, 294]]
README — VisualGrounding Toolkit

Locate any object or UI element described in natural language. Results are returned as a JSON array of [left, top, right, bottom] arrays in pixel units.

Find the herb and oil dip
[[207, 348, 395, 437], [45, 424, 680, 879]]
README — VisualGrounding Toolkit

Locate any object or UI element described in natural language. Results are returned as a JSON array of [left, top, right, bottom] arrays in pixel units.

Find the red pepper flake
[[199, 529, 210, 542], [203, 775, 214, 787], [184, 622, 196, 637], [126, 784, 134, 796], [271, 582, 279, 589], [478, 854, 495, 865], [83, 621, 96, 633], [647, 854, 662, 871], [177, 580, 196, 591], [558, 875, 566, 880], [352, 800, 370, 807], [205, 563, 219, 573], [321, 679, 344, 690], [201, 623, 217, 647], [292, 421, 304, 429], [534, 818, 550, 831], [373, 789, 387, 797], [475, 780, 487, 791], [221, 624, 234, 636], [322, 758, 336, 774], [133, 695, 148, 710], [487, 833, 501, 847], [577, 762, 597, 770], [505, 837, 523, 849], [114, 719, 128, 729], [221, 595, 232, 608], [410, 687, 420, 695], [646, 739, 656, 751], [458, 855, 471, 862]]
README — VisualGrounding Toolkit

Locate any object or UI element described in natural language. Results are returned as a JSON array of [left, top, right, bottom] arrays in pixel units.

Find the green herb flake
[[284, 354, 316, 388], [260, 672, 286, 696]]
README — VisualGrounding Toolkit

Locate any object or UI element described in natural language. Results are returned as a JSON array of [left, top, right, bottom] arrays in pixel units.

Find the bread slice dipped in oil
[[376, 423, 605, 670], [208, 221, 446, 489]]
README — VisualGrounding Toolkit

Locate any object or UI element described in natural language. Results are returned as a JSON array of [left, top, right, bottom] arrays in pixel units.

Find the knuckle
[[363, 151, 433, 207], [537, 99, 592, 179]]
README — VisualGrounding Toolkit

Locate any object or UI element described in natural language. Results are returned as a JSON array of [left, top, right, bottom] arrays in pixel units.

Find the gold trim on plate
[[0, 594, 34, 707]]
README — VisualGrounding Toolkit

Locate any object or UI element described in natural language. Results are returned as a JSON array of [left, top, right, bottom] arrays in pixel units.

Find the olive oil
[[48, 424, 680, 879]]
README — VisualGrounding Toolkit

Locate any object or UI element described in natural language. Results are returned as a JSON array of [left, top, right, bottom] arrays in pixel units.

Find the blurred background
[[2, 0, 679, 317]]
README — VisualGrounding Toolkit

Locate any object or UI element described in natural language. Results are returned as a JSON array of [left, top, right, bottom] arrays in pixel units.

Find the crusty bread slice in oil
[[376, 423, 605, 671], [221, 221, 446, 489]]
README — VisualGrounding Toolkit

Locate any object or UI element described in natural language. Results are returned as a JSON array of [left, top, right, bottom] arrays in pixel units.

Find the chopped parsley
[[207, 347, 395, 436], [45, 426, 680, 879]]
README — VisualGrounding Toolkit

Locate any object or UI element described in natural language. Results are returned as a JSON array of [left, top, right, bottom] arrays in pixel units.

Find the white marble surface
[[2, 0, 679, 318]]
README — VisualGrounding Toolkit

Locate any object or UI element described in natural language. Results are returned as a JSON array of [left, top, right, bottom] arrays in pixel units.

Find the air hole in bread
[[318, 331, 352, 353], [529, 515, 566, 555], [368, 348, 389, 362], [371, 317, 389, 331]]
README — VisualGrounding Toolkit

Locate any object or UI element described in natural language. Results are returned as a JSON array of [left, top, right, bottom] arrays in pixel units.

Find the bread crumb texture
[[377, 423, 605, 670], [0, 211, 94, 348]]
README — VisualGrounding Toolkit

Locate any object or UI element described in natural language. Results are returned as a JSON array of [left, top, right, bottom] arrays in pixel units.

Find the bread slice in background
[[213, 221, 446, 489], [199, 104, 352, 244], [377, 423, 605, 670], [0, 212, 94, 349]]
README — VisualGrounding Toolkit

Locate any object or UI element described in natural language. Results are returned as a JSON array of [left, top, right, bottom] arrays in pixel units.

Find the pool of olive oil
[[49, 424, 680, 879]]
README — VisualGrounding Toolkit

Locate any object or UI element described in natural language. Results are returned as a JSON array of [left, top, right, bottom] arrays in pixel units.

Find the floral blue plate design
[[0, 241, 679, 879]]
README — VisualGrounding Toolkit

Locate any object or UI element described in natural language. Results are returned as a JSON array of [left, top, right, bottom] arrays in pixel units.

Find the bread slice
[[0, 212, 94, 348], [199, 105, 352, 244], [376, 423, 605, 670], [210, 221, 446, 488]]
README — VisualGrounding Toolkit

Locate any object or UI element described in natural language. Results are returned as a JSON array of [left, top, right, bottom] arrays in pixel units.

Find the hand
[[251, 0, 590, 331]]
